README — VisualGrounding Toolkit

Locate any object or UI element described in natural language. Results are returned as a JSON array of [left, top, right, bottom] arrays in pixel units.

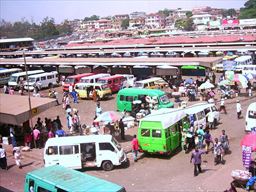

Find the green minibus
[[24, 165, 126, 192], [116, 88, 174, 112], [138, 108, 189, 155]]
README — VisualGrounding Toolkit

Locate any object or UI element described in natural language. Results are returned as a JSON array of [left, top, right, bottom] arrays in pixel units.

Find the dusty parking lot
[[1, 83, 256, 192]]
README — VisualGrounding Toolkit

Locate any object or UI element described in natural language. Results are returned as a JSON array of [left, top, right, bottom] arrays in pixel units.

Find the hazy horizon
[[1, 0, 246, 24]]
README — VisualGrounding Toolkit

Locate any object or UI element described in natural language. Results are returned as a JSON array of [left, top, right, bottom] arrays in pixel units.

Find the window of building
[[99, 143, 115, 152], [152, 129, 161, 138]]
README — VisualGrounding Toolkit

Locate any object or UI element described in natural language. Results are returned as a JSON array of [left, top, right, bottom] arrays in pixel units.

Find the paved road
[[0, 86, 255, 192]]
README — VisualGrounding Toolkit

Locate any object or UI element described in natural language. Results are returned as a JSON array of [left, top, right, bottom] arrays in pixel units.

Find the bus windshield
[[9, 76, 17, 82], [159, 95, 170, 104], [65, 78, 75, 83], [80, 79, 90, 83], [134, 82, 143, 88]]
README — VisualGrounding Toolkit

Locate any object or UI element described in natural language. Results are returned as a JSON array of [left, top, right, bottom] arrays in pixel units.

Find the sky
[[0, 0, 246, 24]]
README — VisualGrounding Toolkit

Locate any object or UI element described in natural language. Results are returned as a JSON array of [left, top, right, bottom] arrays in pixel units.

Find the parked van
[[245, 102, 256, 132], [24, 165, 126, 192], [44, 135, 127, 171], [191, 103, 220, 125], [97, 75, 125, 93], [75, 82, 112, 100], [24, 71, 58, 91], [134, 77, 162, 89], [80, 73, 110, 84], [117, 88, 174, 112], [138, 108, 188, 155], [62, 73, 94, 91], [114, 74, 136, 87], [8, 70, 44, 90], [184, 105, 207, 130]]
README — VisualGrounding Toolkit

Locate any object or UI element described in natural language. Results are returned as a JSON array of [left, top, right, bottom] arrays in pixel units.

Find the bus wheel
[[102, 161, 113, 171]]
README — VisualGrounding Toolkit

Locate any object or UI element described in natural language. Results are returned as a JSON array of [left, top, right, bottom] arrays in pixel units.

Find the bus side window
[[152, 129, 161, 138], [99, 143, 115, 152], [141, 129, 150, 137], [59, 145, 75, 155], [126, 96, 133, 102], [57, 188, 68, 192]]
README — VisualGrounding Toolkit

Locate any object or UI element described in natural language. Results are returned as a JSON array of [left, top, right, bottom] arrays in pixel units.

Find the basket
[[231, 170, 251, 181]]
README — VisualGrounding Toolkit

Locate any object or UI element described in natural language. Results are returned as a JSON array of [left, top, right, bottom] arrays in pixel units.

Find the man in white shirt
[[0, 145, 7, 170], [10, 126, 17, 147], [236, 100, 242, 119], [219, 97, 227, 114]]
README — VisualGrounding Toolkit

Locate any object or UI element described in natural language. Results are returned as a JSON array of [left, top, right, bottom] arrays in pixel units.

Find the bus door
[[150, 129, 164, 153], [170, 124, 180, 150], [58, 144, 81, 169], [139, 128, 151, 152]]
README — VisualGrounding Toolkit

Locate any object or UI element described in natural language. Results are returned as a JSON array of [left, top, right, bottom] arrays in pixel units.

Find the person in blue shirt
[[55, 127, 66, 137]]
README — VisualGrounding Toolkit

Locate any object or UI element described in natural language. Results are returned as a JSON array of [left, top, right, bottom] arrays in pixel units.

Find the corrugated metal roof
[[0, 37, 34, 44]]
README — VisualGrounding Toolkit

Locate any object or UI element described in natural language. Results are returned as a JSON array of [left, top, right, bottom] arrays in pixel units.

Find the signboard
[[222, 19, 239, 26], [223, 60, 236, 71], [239, 19, 256, 26], [242, 145, 252, 168]]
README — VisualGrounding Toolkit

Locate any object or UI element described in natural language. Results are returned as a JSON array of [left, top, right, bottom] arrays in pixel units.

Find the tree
[[186, 11, 193, 18], [221, 9, 237, 18], [175, 18, 194, 31], [121, 19, 130, 29], [239, 0, 256, 19], [57, 19, 72, 35], [40, 17, 59, 39], [158, 9, 172, 17], [84, 15, 99, 21]]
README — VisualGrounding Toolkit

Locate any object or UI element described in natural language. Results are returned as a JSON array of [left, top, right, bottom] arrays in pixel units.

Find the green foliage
[[186, 11, 193, 18], [239, 0, 256, 19], [158, 9, 173, 17], [175, 18, 194, 31], [221, 9, 237, 18], [84, 15, 99, 21], [0, 17, 73, 40], [121, 19, 130, 29]]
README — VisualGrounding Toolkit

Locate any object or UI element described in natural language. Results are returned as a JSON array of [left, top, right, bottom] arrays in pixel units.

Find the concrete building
[[192, 14, 212, 25], [129, 18, 145, 29], [145, 13, 165, 29], [172, 9, 190, 19], [95, 19, 112, 31], [80, 20, 96, 31], [113, 14, 129, 21]]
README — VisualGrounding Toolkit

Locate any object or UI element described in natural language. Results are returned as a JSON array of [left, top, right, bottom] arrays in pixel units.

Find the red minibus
[[97, 75, 125, 93], [63, 73, 94, 91]]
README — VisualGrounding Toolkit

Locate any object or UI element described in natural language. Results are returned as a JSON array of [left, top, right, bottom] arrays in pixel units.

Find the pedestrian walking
[[33, 126, 41, 149], [95, 102, 102, 117], [196, 125, 205, 149], [13, 147, 22, 169], [190, 146, 205, 176], [219, 97, 227, 114], [47, 128, 55, 139], [206, 110, 215, 129], [219, 130, 229, 154], [0, 144, 8, 170], [119, 118, 125, 140], [10, 125, 17, 147], [73, 108, 81, 134], [131, 135, 139, 162], [204, 129, 213, 153], [236, 100, 242, 119], [213, 138, 224, 165]]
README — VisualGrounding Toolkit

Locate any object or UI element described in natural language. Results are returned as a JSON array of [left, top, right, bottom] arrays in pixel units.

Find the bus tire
[[48, 83, 53, 89], [102, 161, 113, 171]]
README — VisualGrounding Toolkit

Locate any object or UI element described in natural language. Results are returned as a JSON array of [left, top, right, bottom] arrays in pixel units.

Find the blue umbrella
[[185, 78, 193, 84]]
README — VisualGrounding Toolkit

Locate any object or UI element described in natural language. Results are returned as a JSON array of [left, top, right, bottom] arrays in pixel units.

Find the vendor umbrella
[[199, 81, 215, 90], [94, 111, 122, 123], [218, 79, 231, 86], [244, 73, 254, 81], [240, 132, 256, 151], [233, 74, 248, 88]]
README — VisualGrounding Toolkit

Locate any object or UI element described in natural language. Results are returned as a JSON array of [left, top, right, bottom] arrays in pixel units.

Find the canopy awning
[[0, 94, 56, 125]]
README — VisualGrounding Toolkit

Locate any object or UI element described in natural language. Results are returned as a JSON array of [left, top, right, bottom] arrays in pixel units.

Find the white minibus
[[44, 135, 127, 171], [242, 65, 256, 78], [245, 102, 256, 132], [0, 68, 22, 86], [8, 70, 44, 90], [24, 71, 58, 91], [80, 73, 110, 84], [114, 74, 136, 87]]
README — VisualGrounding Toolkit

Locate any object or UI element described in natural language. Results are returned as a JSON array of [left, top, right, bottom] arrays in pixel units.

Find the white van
[[80, 73, 110, 84], [245, 102, 256, 132], [44, 135, 127, 171], [24, 71, 58, 91], [114, 74, 136, 87], [191, 103, 220, 125], [8, 70, 44, 90], [185, 105, 207, 130]]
